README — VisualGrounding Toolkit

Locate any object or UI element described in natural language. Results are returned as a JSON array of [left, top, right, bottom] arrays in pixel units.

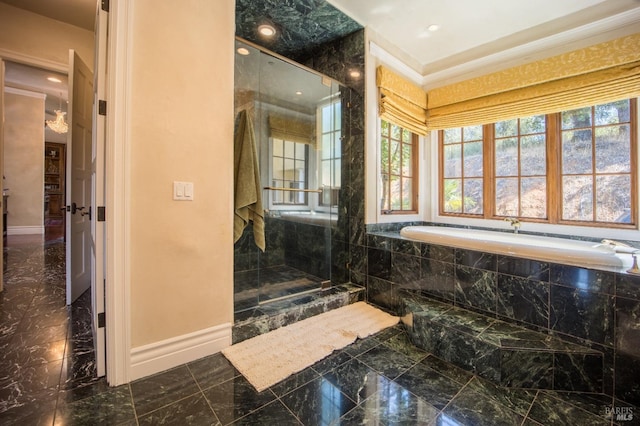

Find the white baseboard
[[130, 322, 232, 381], [7, 226, 44, 235]]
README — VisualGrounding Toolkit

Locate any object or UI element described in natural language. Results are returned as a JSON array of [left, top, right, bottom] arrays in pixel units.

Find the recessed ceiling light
[[258, 24, 276, 37], [47, 77, 62, 83], [427, 24, 440, 32], [295, 91, 303, 95], [237, 47, 250, 56], [349, 70, 361, 79]]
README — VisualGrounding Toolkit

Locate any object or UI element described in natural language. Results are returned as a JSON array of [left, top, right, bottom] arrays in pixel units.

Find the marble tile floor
[[1, 235, 99, 425], [1, 236, 631, 425]]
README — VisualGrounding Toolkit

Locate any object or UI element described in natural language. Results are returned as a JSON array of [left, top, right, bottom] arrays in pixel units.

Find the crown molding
[[422, 8, 640, 89], [4, 86, 46, 99]]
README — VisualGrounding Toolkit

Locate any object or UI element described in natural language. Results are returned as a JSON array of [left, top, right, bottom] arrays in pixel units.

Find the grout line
[[521, 389, 539, 425], [435, 374, 475, 419], [127, 383, 141, 426], [187, 364, 223, 425]]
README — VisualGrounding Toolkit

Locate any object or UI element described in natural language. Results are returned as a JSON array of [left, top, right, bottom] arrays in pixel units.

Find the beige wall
[[129, 0, 235, 347], [0, 2, 94, 70], [4, 90, 44, 229]]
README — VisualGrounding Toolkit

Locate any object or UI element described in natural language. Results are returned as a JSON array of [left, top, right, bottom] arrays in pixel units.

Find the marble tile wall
[[299, 30, 367, 289], [364, 226, 640, 407], [235, 0, 361, 62], [282, 220, 331, 280]]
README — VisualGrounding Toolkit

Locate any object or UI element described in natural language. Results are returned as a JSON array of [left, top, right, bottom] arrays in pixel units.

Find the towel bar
[[263, 186, 322, 193]]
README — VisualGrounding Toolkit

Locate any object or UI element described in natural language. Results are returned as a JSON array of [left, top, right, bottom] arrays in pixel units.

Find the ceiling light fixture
[[46, 93, 68, 134], [258, 24, 276, 37], [295, 90, 303, 95], [47, 76, 62, 83], [237, 47, 250, 56], [427, 24, 440, 32], [349, 70, 361, 78]]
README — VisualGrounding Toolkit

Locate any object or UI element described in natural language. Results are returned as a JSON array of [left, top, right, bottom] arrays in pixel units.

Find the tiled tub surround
[[403, 292, 604, 392], [365, 227, 640, 408]]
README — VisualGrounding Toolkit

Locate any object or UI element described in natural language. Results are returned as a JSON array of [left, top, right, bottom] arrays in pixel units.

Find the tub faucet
[[504, 217, 521, 234], [627, 250, 640, 274]]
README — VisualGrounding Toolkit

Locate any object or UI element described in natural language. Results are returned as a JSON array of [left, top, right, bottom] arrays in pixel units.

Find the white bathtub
[[400, 226, 635, 271]]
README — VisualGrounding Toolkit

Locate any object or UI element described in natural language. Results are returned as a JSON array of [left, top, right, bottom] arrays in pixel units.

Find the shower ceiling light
[[258, 24, 276, 37], [237, 47, 250, 56]]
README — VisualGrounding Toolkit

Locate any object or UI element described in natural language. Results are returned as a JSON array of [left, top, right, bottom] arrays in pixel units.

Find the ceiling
[[3, 0, 639, 92], [235, 0, 362, 62], [0, 0, 96, 31], [327, 0, 640, 78]]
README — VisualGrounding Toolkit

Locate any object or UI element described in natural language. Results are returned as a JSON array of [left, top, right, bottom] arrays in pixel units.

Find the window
[[271, 138, 308, 205], [441, 125, 483, 214], [319, 100, 341, 207], [560, 101, 633, 223], [494, 115, 547, 218], [380, 119, 418, 214], [438, 99, 636, 227]]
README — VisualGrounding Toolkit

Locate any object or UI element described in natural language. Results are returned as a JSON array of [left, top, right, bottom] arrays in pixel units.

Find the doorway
[[4, 61, 69, 241], [2, 57, 102, 374]]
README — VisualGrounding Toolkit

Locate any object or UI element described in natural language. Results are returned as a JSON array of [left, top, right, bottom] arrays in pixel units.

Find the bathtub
[[400, 226, 635, 271]]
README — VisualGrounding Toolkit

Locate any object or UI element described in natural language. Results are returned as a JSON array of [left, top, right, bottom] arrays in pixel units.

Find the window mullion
[[517, 120, 522, 218], [590, 106, 598, 222], [547, 113, 560, 223], [631, 99, 638, 226], [484, 124, 495, 219]]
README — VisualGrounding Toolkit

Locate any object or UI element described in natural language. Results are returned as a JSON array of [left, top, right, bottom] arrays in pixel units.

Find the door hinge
[[101, 0, 109, 12], [97, 206, 106, 222], [98, 100, 107, 116], [98, 312, 106, 328]]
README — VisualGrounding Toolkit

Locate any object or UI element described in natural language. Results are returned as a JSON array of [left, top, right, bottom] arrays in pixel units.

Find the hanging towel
[[233, 110, 266, 251]]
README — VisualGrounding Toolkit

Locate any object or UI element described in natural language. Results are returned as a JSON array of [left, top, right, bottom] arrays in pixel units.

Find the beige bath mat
[[221, 302, 399, 392]]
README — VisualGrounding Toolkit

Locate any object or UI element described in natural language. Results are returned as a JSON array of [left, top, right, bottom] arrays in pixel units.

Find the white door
[[92, 4, 108, 378], [66, 51, 93, 305]]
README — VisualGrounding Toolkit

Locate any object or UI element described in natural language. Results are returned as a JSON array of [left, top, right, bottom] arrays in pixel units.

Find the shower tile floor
[[1, 236, 629, 425], [234, 265, 324, 313]]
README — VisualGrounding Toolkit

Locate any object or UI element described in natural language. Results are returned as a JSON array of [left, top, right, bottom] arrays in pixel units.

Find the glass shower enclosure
[[233, 39, 342, 314]]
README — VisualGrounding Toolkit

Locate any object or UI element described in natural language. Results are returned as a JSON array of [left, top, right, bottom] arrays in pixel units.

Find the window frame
[[268, 137, 312, 210], [379, 119, 420, 215], [437, 98, 638, 229], [316, 96, 342, 211], [439, 125, 484, 216]]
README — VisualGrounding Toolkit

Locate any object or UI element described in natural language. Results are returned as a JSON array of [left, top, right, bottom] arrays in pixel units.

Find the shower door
[[233, 39, 342, 313]]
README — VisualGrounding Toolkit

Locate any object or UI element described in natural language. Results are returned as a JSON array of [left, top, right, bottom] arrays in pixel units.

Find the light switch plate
[[173, 181, 194, 201]]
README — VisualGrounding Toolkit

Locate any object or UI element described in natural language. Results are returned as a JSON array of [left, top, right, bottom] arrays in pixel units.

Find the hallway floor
[[0, 237, 625, 425]]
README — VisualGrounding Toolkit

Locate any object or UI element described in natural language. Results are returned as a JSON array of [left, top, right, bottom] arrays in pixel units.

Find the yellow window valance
[[426, 33, 640, 130], [376, 66, 428, 135], [268, 114, 315, 144]]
